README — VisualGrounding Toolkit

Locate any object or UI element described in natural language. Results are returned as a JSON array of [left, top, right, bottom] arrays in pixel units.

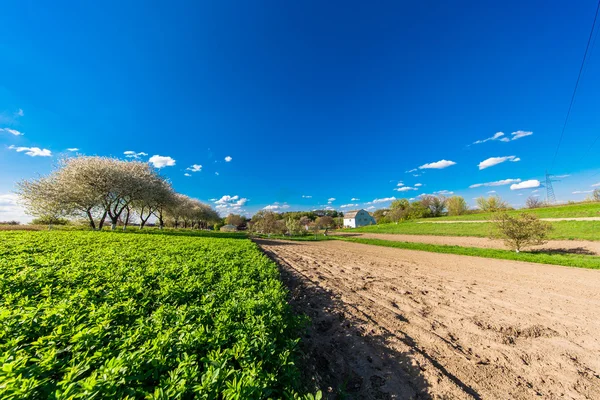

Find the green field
[[0, 231, 309, 399], [353, 220, 600, 241], [337, 237, 600, 270], [430, 202, 600, 221]]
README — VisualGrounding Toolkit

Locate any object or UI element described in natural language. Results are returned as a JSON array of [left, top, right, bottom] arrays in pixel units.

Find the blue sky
[[1, 0, 600, 221]]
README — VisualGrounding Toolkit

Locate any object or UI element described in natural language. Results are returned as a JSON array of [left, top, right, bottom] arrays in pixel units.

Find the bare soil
[[334, 232, 600, 255], [256, 239, 600, 399]]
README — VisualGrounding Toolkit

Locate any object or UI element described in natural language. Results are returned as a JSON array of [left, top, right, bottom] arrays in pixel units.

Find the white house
[[343, 209, 375, 228]]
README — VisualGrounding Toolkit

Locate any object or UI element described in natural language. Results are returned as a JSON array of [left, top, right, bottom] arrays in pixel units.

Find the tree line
[[17, 156, 220, 230]]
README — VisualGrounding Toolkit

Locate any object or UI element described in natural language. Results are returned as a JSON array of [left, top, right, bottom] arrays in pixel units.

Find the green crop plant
[[0, 231, 312, 398]]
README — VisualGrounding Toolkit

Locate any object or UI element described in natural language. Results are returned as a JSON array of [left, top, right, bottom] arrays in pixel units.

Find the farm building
[[220, 224, 238, 232], [343, 209, 375, 228]]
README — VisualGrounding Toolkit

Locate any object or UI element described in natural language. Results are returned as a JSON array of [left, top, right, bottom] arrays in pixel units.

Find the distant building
[[220, 224, 238, 232], [343, 209, 375, 228]]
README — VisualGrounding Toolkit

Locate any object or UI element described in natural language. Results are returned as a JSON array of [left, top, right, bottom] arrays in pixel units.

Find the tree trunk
[[98, 211, 108, 230], [86, 209, 97, 230]]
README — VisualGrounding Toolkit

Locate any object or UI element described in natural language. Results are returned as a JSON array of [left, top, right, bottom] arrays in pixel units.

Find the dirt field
[[334, 232, 600, 255], [256, 239, 600, 399]]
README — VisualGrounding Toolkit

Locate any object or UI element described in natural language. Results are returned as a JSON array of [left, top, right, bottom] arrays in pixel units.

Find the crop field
[[0, 231, 308, 399], [430, 202, 600, 221], [354, 219, 600, 241]]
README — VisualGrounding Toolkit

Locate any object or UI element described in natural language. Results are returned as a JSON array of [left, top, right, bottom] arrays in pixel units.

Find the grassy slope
[[336, 237, 600, 270], [353, 220, 600, 241], [430, 202, 600, 221]]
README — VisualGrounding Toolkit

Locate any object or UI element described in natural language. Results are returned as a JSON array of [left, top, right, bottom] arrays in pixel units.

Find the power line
[[549, 0, 600, 172]]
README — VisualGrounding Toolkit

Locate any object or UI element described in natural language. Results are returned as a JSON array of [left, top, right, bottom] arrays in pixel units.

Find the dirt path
[[333, 232, 600, 255], [419, 217, 600, 223], [256, 239, 600, 399]]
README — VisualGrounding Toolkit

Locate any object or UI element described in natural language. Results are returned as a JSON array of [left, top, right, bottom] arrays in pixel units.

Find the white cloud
[[302, 195, 312, 198], [149, 155, 176, 168], [184, 173, 191, 177], [215, 172, 219, 175], [327, 197, 336, 204], [477, 155, 519, 170], [573, 190, 593, 194], [394, 186, 418, 192], [434, 190, 454, 195], [186, 164, 202, 172], [406, 169, 417, 173], [531, 189, 539, 193], [66, 148, 79, 152], [224, 156, 232, 162], [16, 109, 24, 117], [418, 159, 456, 169], [487, 190, 496, 193], [370, 197, 396, 204], [397, 182, 405, 187], [0, 193, 31, 223], [414, 183, 422, 187], [351, 197, 360, 201], [366, 206, 375, 210], [340, 204, 359, 208], [263, 202, 290, 211], [214, 195, 248, 214], [469, 178, 521, 188], [511, 130, 533, 141], [0, 128, 24, 136], [592, 182, 600, 187], [510, 179, 540, 190], [554, 174, 570, 179], [473, 131, 505, 144], [124, 151, 148, 159], [8, 145, 51, 157]]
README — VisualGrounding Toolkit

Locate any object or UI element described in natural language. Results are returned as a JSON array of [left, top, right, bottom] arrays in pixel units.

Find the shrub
[[476, 195, 509, 212], [446, 196, 468, 216], [491, 212, 553, 252], [525, 196, 544, 209], [30, 216, 69, 225], [419, 195, 446, 217]]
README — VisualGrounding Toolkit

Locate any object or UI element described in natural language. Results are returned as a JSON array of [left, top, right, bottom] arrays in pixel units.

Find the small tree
[[477, 195, 509, 212], [491, 212, 553, 252], [285, 217, 303, 236], [446, 196, 468, 216], [525, 196, 544, 209], [591, 189, 600, 202], [420, 195, 446, 217]]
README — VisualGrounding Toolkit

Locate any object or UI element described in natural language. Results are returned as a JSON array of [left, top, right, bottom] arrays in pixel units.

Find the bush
[[446, 196, 468, 216], [419, 195, 446, 217], [0, 220, 20, 225], [476, 195, 509, 212], [525, 196, 544, 209], [30, 216, 69, 225], [491, 212, 553, 252]]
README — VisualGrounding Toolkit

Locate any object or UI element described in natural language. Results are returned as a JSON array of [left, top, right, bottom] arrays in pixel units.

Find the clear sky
[[1, 0, 600, 221]]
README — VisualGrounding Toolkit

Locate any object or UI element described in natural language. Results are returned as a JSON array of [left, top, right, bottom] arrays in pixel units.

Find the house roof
[[343, 210, 361, 219]]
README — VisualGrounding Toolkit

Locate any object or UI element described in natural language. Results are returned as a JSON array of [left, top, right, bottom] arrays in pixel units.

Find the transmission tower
[[545, 171, 556, 204]]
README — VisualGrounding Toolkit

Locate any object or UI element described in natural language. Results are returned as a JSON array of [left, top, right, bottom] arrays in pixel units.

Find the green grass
[[430, 202, 600, 221], [336, 237, 600, 270], [353, 220, 600, 241], [0, 230, 311, 399]]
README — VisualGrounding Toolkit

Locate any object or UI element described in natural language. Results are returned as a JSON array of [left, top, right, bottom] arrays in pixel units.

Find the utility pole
[[545, 171, 556, 204]]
